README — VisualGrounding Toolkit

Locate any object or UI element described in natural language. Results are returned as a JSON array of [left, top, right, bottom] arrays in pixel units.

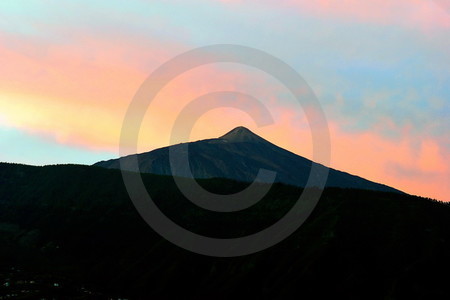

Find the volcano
[[94, 126, 401, 193]]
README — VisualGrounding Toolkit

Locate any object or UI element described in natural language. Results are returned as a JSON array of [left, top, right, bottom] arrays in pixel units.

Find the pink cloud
[[218, 0, 450, 31]]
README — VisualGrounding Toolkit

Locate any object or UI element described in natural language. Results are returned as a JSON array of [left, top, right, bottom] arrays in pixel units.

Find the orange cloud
[[0, 32, 186, 151], [253, 112, 449, 202], [329, 124, 449, 202]]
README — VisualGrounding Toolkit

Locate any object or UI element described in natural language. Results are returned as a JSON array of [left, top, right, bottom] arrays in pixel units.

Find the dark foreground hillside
[[0, 163, 449, 299]]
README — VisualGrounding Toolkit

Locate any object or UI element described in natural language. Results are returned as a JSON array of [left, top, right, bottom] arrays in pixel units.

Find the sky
[[0, 0, 449, 201]]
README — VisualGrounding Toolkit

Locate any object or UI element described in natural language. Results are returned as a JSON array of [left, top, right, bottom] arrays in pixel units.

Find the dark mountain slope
[[94, 127, 401, 193], [0, 162, 448, 299]]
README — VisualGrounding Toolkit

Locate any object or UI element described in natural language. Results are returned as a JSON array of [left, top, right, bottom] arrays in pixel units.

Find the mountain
[[0, 163, 448, 299], [95, 126, 401, 193]]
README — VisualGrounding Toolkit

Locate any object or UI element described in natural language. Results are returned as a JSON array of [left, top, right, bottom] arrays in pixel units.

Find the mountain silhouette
[[95, 126, 401, 193]]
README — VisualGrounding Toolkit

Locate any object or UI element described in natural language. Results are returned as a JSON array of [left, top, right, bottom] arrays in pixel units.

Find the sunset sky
[[0, 0, 449, 201]]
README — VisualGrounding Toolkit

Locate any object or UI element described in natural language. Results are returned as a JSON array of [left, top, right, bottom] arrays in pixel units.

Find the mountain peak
[[94, 126, 402, 194], [219, 126, 267, 143]]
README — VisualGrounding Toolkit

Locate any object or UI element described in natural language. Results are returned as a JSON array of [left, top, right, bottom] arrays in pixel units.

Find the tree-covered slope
[[0, 162, 448, 299]]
